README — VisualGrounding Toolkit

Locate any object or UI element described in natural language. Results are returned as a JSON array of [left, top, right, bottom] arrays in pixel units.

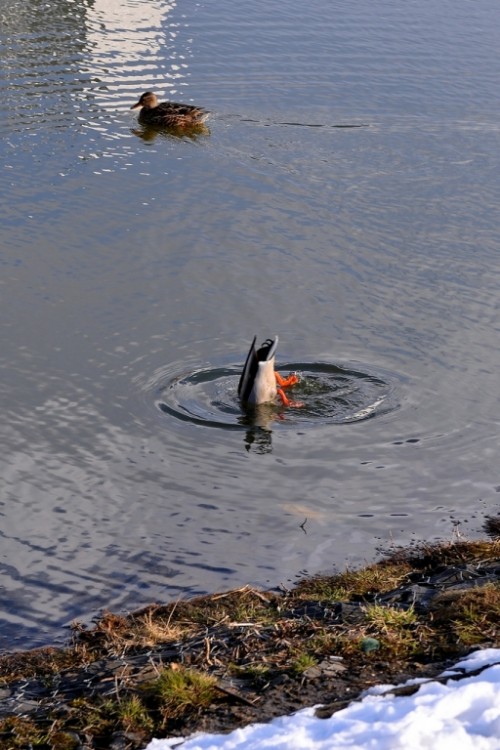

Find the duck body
[[238, 336, 278, 405], [238, 336, 299, 406], [131, 91, 209, 128]]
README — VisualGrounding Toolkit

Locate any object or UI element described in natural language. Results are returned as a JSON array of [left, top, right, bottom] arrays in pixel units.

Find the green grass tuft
[[148, 666, 218, 723]]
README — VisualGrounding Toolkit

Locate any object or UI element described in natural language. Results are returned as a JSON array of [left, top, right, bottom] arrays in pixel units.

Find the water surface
[[2, 0, 500, 648]]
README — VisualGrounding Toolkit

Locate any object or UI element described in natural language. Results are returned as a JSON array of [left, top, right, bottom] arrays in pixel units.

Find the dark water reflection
[[1, 0, 500, 648]]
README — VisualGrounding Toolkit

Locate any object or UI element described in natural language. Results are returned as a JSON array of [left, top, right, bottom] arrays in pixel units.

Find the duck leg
[[275, 372, 302, 407]]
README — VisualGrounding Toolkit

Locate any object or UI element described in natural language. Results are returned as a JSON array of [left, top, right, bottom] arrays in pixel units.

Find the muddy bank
[[1, 531, 500, 749]]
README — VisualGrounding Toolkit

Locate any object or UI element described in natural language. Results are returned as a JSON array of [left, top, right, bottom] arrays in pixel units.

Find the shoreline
[[1, 525, 500, 749]]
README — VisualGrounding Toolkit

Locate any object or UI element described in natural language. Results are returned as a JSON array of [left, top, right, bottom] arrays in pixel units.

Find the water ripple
[[154, 361, 400, 430]]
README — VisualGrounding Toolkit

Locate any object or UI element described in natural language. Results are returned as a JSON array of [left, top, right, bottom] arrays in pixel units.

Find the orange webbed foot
[[275, 371, 299, 388], [276, 371, 303, 408]]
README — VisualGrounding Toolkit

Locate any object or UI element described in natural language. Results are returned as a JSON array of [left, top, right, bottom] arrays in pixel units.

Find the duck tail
[[238, 336, 278, 402]]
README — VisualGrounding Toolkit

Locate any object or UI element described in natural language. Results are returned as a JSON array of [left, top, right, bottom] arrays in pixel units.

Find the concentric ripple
[[156, 362, 399, 430]]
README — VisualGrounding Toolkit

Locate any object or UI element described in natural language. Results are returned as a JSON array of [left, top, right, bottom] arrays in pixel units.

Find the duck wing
[[158, 101, 209, 121]]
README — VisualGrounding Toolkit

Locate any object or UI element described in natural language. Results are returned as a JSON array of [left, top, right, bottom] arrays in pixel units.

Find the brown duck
[[130, 91, 209, 128]]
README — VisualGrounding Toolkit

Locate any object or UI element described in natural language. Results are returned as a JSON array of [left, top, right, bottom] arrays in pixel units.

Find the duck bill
[[130, 101, 142, 110]]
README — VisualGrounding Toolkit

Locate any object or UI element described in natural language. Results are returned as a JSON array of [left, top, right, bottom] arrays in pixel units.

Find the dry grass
[[293, 561, 413, 601], [72, 605, 194, 655], [71, 586, 278, 658], [431, 582, 500, 647], [364, 603, 417, 630], [386, 538, 500, 569], [0, 647, 81, 685], [131, 608, 189, 648], [1, 537, 500, 749]]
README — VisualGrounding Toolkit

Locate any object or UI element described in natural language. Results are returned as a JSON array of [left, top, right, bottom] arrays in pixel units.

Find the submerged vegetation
[[1, 532, 500, 748]]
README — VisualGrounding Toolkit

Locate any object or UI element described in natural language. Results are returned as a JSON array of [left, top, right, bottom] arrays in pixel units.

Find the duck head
[[130, 92, 158, 110]]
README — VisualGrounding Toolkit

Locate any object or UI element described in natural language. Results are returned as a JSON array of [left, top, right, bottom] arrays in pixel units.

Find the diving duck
[[130, 91, 209, 127], [238, 336, 300, 406]]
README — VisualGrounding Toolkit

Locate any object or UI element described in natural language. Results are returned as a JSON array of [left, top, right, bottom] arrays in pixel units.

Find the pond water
[[2, 0, 500, 650]]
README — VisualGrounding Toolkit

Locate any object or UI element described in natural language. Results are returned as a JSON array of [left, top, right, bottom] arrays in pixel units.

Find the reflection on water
[[82, 0, 188, 108], [1, 0, 500, 649], [131, 123, 210, 142]]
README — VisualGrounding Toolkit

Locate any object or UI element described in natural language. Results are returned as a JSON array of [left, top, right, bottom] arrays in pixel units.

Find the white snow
[[146, 649, 500, 750]]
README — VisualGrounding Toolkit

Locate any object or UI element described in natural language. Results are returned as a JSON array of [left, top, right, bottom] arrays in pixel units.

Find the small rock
[[109, 732, 129, 750], [361, 637, 380, 653], [318, 658, 347, 675], [302, 665, 322, 680], [303, 657, 347, 680]]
